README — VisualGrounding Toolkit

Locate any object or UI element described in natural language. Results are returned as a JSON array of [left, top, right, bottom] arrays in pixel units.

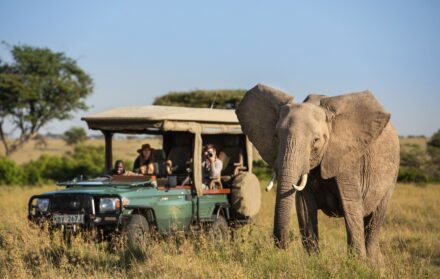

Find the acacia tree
[[0, 44, 93, 156], [64, 126, 87, 145]]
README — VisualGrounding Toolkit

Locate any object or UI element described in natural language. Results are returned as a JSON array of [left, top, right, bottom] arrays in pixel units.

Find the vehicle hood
[[37, 185, 150, 197]]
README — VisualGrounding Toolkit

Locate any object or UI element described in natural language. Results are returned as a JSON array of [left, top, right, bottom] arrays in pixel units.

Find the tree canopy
[[0, 44, 93, 156], [153, 89, 245, 109], [63, 126, 87, 145], [428, 129, 440, 149]]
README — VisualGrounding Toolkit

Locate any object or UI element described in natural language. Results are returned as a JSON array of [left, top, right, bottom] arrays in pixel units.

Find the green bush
[[65, 144, 105, 180], [2, 145, 106, 186], [0, 156, 25, 185], [253, 160, 272, 181], [398, 166, 429, 184], [398, 142, 433, 183], [428, 129, 440, 149], [63, 127, 87, 145], [23, 155, 66, 185]]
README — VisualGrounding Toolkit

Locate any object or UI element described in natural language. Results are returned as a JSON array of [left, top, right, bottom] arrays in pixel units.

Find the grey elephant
[[236, 84, 399, 263]]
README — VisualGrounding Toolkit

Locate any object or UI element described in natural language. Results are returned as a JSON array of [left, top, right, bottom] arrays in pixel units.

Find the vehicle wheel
[[124, 214, 150, 250], [209, 215, 230, 243]]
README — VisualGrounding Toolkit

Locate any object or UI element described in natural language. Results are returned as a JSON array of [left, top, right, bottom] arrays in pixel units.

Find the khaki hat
[[137, 143, 151, 153]]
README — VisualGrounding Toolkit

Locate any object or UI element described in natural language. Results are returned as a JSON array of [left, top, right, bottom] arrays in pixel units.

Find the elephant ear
[[320, 91, 390, 179], [236, 84, 293, 166]]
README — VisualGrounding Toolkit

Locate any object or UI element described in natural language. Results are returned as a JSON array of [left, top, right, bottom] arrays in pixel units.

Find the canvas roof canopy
[[82, 105, 243, 134]]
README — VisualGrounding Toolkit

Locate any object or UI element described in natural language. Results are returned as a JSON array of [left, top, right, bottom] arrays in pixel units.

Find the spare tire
[[231, 172, 261, 217]]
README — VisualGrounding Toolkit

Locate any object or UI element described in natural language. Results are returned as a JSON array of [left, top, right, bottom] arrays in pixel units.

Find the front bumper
[[28, 194, 125, 232]]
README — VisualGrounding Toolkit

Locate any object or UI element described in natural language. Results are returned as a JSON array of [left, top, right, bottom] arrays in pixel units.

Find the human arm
[[209, 159, 223, 178]]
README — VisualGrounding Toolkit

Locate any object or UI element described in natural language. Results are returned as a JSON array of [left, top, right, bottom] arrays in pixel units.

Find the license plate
[[53, 214, 84, 224]]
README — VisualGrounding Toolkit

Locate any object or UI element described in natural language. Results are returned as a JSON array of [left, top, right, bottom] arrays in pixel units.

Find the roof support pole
[[103, 131, 113, 173], [193, 132, 203, 196]]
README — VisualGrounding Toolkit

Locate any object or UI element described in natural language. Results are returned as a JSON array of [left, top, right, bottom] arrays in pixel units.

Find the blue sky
[[1, 0, 439, 136]]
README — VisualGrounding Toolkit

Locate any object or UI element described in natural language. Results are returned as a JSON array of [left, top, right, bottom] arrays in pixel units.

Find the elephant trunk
[[274, 175, 295, 249], [273, 137, 309, 248]]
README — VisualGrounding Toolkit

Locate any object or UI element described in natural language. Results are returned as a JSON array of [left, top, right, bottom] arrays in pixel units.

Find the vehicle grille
[[50, 194, 93, 214]]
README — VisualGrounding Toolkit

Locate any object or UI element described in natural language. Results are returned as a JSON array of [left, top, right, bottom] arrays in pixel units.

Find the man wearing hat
[[133, 143, 155, 174]]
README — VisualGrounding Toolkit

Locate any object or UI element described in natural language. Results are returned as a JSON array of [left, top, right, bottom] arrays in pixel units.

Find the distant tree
[[153, 89, 245, 109], [0, 43, 93, 156], [64, 126, 87, 145], [428, 129, 440, 149], [427, 129, 440, 181]]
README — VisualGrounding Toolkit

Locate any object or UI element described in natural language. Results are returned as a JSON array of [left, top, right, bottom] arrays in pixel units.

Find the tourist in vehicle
[[133, 143, 155, 174], [112, 160, 140, 176], [202, 144, 223, 189]]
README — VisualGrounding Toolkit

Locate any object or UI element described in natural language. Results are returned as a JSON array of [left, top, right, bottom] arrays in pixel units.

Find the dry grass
[[0, 183, 439, 278], [0, 136, 438, 277]]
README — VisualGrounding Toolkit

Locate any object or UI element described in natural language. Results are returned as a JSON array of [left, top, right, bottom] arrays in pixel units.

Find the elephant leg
[[337, 176, 367, 258], [295, 188, 319, 253], [364, 188, 393, 265]]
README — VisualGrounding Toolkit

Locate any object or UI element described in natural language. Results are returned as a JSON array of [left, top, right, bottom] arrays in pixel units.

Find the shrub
[[253, 160, 272, 181], [427, 130, 440, 182], [398, 143, 432, 183], [63, 127, 87, 145], [427, 129, 440, 149], [46, 145, 105, 182], [23, 155, 66, 185], [0, 156, 25, 185], [0, 144, 105, 186], [398, 166, 429, 184]]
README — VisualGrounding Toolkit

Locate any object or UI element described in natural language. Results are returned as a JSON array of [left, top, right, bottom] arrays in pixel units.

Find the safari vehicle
[[28, 106, 261, 246]]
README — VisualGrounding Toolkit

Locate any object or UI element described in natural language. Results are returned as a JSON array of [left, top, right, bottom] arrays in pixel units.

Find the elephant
[[236, 84, 399, 263]]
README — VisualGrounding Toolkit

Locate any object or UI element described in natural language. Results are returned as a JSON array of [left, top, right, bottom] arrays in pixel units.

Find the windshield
[[57, 175, 155, 187]]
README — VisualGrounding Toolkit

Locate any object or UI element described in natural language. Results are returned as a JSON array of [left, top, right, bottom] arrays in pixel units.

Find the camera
[[207, 152, 214, 158]]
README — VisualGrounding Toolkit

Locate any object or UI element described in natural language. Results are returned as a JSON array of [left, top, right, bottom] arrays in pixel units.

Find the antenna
[[210, 93, 217, 109]]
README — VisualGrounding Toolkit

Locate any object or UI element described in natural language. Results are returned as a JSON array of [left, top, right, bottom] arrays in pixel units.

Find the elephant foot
[[273, 229, 294, 249], [301, 235, 319, 254], [366, 245, 384, 268]]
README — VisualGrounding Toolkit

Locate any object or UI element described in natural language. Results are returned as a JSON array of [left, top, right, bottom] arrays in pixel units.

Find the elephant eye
[[312, 137, 320, 146]]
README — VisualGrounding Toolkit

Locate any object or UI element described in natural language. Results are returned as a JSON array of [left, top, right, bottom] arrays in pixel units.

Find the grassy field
[[0, 183, 439, 278], [0, 136, 437, 277]]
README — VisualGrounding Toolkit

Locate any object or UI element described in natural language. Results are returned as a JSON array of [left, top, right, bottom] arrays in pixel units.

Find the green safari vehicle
[[28, 105, 261, 246]]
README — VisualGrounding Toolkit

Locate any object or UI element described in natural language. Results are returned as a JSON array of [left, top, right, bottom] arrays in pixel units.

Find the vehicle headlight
[[99, 198, 120, 213], [36, 198, 50, 212]]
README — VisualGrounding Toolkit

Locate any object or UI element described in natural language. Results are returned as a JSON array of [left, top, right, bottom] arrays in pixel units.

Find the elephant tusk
[[265, 172, 277, 192], [292, 173, 308, 191]]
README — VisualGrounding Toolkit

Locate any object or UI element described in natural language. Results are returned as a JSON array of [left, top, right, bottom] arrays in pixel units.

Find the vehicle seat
[[152, 149, 167, 177], [218, 137, 246, 182], [167, 136, 192, 176]]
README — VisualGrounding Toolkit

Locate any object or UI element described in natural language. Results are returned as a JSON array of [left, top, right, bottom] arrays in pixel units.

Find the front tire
[[125, 214, 150, 250], [209, 215, 230, 243]]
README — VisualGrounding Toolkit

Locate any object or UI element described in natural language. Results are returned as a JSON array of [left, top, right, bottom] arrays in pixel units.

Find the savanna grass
[[0, 184, 439, 278]]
